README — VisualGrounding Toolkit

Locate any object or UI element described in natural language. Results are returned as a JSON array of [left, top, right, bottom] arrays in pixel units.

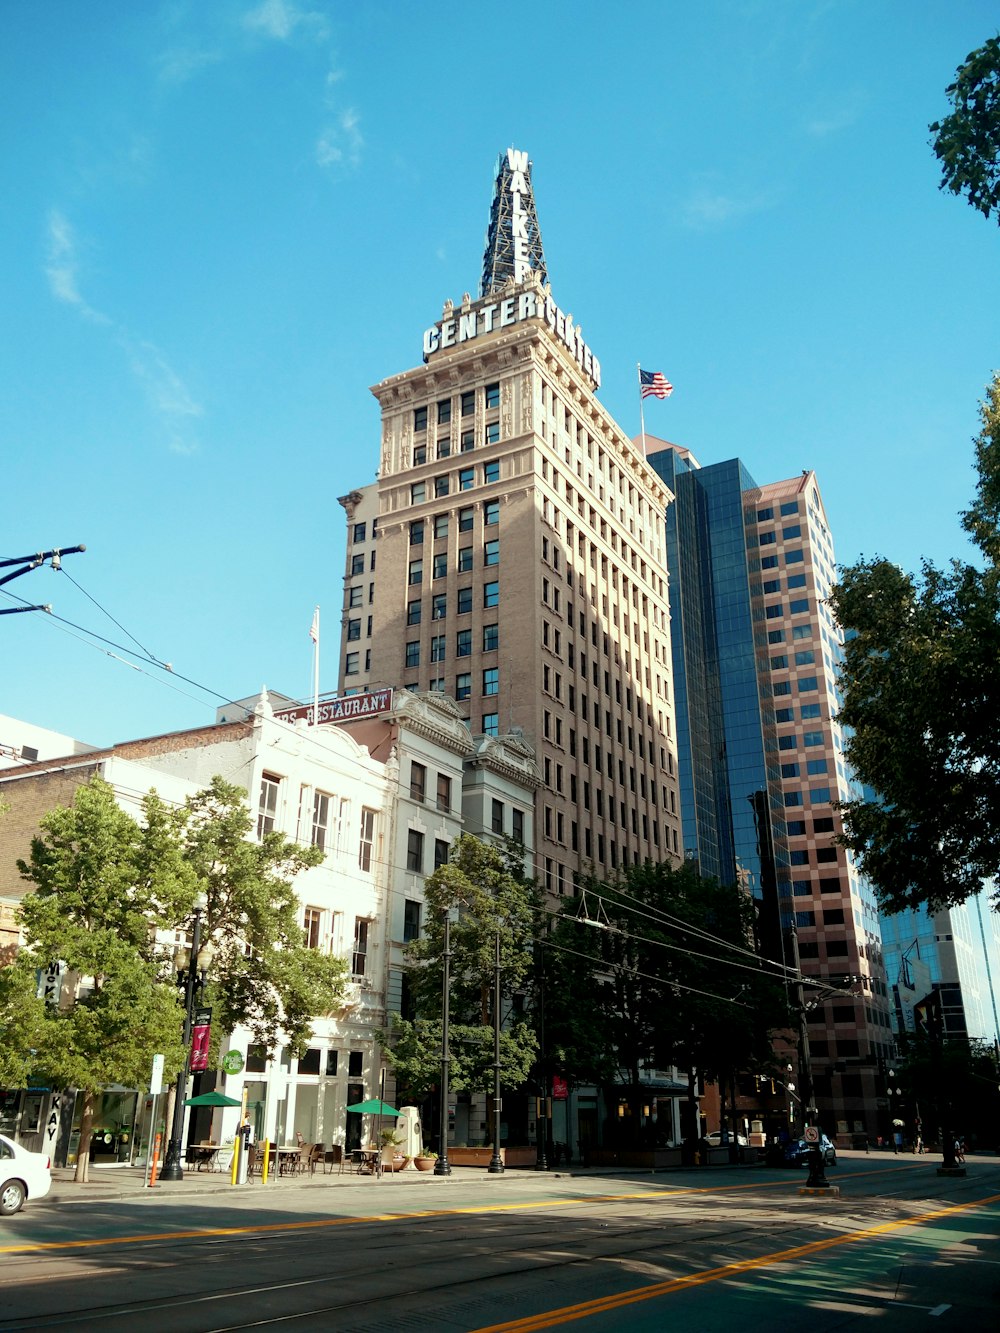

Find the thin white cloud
[[243, 0, 329, 42], [44, 210, 203, 455], [156, 44, 223, 87], [316, 108, 362, 170], [805, 89, 867, 138], [679, 185, 780, 231]]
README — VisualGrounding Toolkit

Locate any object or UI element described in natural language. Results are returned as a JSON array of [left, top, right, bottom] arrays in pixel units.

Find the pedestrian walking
[[954, 1137, 965, 1164]]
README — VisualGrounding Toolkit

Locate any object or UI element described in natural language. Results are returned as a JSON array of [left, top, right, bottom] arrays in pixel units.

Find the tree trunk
[[74, 1090, 95, 1184]]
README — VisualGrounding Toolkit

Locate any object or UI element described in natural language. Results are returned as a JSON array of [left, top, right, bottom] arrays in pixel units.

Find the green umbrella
[[185, 1090, 242, 1107], [346, 1098, 399, 1116]]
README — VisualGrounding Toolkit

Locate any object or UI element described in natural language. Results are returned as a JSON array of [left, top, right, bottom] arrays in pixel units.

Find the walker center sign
[[423, 288, 601, 389], [274, 688, 393, 727]]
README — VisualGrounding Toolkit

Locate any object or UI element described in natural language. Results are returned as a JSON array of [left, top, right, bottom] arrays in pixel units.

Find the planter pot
[[413, 1156, 436, 1172]]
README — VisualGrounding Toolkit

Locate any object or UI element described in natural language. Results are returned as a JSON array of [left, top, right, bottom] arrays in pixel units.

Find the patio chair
[[324, 1145, 344, 1175], [307, 1143, 324, 1175]]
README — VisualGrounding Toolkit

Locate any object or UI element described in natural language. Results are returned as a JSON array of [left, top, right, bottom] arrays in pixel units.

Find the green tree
[[11, 778, 195, 1181], [930, 37, 1000, 224], [829, 375, 1000, 913], [180, 777, 348, 1056], [378, 835, 538, 1140]]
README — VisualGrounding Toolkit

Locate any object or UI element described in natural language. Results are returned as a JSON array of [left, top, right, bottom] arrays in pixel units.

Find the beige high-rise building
[[338, 149, 681, 893]]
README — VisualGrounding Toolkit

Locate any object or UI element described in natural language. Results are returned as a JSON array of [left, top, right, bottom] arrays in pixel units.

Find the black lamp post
[[434, 907, 452, 1176], [488, 929, 504, 1174], [161, 894, 207, 1182]]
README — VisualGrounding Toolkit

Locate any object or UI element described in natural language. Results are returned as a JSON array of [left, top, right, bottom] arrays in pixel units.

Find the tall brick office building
[[338, 151, 682, 896]]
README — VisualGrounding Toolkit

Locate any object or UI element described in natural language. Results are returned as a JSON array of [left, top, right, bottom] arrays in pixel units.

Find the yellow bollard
[[262, 1139, 270, 1184], [231, 1134, 240, 1185]]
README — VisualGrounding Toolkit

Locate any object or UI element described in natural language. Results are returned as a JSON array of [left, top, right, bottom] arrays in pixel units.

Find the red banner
[[190, 1007, 212, 1073], [552, 1075, 568, 1100]]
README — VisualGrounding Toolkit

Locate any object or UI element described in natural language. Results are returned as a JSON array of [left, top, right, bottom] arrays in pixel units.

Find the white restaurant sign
[[273, 688, 394, 727]]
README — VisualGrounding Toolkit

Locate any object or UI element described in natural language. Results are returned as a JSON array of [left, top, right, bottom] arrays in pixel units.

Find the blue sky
[[2, 1, 998, 748]]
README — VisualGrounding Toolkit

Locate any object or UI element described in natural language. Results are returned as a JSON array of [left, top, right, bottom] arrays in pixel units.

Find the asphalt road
[[2, 1153, 998, 1331]]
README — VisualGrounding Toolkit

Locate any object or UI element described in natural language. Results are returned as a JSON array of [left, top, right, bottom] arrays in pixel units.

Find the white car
[[704, 1130, 749, 1147], [0, 1133, 52, 1215]]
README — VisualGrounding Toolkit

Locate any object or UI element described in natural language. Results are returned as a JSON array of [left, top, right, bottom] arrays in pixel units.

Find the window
[[512, 808, 524, 843], [816, 846, 839, 863], [410, 482, 426, 504], [491, 798, 504, 833], [405, 641, 420, 668], [408, 559, 423, 585], [457, 586, 473, 613], [325, 1050, 338, 1076], [771, 654, 788, 668], [757, 507, 774, 521], [822, 907, 845, 925], [461, 390, 475, 416], [784, 791, 803, 807], [348, 585, 362, 608], [434, 838, 449, 869], [780, 500, 799, 516], [352, 917, 369, 975], [311, 792, 332, 851], [789, 598, 810, 614], [409, 519, 424, 545], [778, 735, 797, 751], [304, 906, 323, 949], [459, 467, 475, 490], [485, 422, 500, 446], [457, 546, 473, 573], [436, 772, 451, 813], [798, 676, 818, 692], [408, 764, 427, 804], [792, 624, 812, 640], [407, 600, 421, 626], [794, 650, 815, 664], [484, 581, 499, 607], [347, 618, 361, 641], [428, 553, 444, 579], [483, 668, 499, 696], [485, 381, 500, 409], [437, 399, 452, 424], [258, 773, 282, 831], [482, 712, 499, 736], [761, 555, 779, 569], [767, 629, 785, 643], [773, 680, 791, 695], [432, 592, 447, 620], [460, 430, 475, 452], [781, 762, 800, 777], [484, 539, 500, 566], [348, 1050, 363, 1077], [785, 548, 804, 564], [788, 573, 807, 588], [406, 828, 424, 872], [787, 819, 806, 835], [413, 443, 427, 465], [782, 525, 802, 539], [484, 500, 499, 525], [435, 475, 449, 498], [429, 676, 445, 692], [759, 531, 776, 545], [806, 758, 828, 775], [803, 730, 824, 746], [351, 553, 365, 576], [345, 651, 359, 675], [359, 807, 377, 872], [403, 899, 422, 943], [455, 672, 471, 700], [437, 434, 451, 456], [414, 406, 428, 432], [763, 579, 781, 594], [457, 628, 472, 657], [483, 623, 499, 651], [790, 849, 810, 865], [429, 634, 445, 662], [458, 506, 474, 531], [810, 786, 831, 803], [775, 707, 794, 722], [433, 513, 449, 539], [765, 603, 783, 619], [814, 817, 835, 833], [801, 703, 822, 719]]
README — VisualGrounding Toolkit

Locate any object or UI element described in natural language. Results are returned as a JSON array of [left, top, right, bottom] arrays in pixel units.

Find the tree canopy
[[930, 36, 1000, 225], [830, 374, 1000, 913]]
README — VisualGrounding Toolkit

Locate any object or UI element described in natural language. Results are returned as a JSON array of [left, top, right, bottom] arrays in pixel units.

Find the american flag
[[309, 608, 319, 643], [640, 369, 673, 399]]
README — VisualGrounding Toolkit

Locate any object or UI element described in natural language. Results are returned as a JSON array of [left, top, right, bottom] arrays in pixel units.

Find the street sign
[[149, 1054, 165, 1096], [804, 1125, 819, 1143]]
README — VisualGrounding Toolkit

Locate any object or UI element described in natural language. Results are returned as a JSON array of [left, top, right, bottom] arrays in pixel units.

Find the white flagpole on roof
[[310, 607, 320, 726], [637, 363, 648, 459]]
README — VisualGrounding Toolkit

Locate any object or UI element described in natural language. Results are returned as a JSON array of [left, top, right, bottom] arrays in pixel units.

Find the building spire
[[480, 147, 547, 297]]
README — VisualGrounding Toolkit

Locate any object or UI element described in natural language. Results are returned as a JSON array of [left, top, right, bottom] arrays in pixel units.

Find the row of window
[[784, 786, 832, 807], [410, 502, 498, 543], [413, 383, 500, 433], [775, 703, 822, 723], [404, 627, 499, 667], [413, 423, 501, 463], [409, 590, 501, 623], [410, 460, 500, 502], [761, 572, 808, 594], [408, 761, 453, 812], [409, 550, 498, 582], [757, 500, 800, 521], [351, 519, 376, 544]]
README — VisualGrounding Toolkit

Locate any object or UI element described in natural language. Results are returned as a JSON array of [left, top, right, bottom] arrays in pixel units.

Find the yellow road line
[[0, 1164, 938, 1257], [469, 1191, 1000, 1332]]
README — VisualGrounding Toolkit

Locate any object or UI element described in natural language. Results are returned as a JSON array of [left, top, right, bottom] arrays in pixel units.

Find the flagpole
[[312, 606, 320, 727], [637, 362, 648, 459]]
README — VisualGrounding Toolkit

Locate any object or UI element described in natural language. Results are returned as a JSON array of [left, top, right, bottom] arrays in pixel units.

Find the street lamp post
[[488, 929, 504, 1174], [434, 907, 452, 1177], [161, 893, 207, 1182]]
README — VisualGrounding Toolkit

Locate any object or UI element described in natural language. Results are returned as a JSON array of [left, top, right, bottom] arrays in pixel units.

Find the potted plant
[[380, 1128, 407, 1171], [413, 1148, 437, 1172]]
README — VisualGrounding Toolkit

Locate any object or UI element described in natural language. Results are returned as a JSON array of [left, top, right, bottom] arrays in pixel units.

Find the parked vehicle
[[704, 1131, 749, 1147], [784, 1133, 837, 1167], [0, 1133, 52, 1215]]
